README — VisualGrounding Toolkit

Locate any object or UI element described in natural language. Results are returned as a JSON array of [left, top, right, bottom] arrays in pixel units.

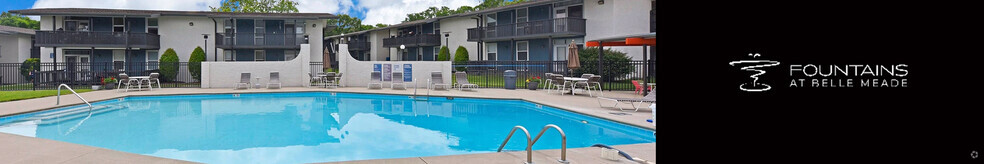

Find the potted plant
[[525, 76, 541, 90], [103, 77, 118, 90]]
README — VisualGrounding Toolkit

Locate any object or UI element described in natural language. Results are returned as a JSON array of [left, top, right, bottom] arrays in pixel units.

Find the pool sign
[[404, 64, 413, 82], [383, 64, 392, 81], [373, 64, 381, 72]]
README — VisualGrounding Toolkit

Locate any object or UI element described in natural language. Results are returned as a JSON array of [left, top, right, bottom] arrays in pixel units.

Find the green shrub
[[437, 46, 451, 61], [573, 47, 634, 79], [188, 47, 206, 81], [453, 46, 469, 71], [159, 48, 179, 81], [19, 58, 40, 81]]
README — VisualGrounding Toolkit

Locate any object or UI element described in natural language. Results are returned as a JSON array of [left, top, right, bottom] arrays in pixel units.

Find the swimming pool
[[0, 92, 655, 163]]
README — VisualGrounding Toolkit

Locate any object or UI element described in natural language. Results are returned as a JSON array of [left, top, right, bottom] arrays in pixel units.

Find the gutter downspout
[[211, 18, 219, 61]]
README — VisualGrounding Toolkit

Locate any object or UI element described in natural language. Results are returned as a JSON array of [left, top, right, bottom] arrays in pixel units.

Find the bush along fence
[[0, 62, 200, 91], [449, 60, 655, 91]]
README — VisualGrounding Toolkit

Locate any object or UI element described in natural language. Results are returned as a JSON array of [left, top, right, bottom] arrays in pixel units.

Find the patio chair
[[575, 75, 602, 97], [308, 72, 325, 88], [597, 89, 655, 112], [547, 74, 571, 94], [631, 80, 652, 95], [391, 72, 406, 90], [368, 71, 383, 89], [267, 72, 281, 89], [454, 72, 478, 91], [119, 73, 140, 92], [117, 73, 129, 90], [333, 73, 343, 87], [144, 73, 161, 90], [580, 74, 594, 79], [543, 73, 554, 90], [430, 71, 450, 90], [235, 73, 251, 89]]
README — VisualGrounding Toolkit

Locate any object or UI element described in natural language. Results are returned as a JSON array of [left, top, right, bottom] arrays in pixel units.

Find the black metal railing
[[451, 60, 654, 91], [216, 33, 306, 49], [1, 62, 200, 91], [34, 31, 160, 49], [467, 17, 586, 41], [382, 34, 441, 48], [348, 40, 371, 51]]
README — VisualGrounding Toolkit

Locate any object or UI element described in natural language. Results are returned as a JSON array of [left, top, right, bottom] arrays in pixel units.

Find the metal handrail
[[57, 84, 92, 110], [531, 124, 568, 163], [497, 126, 533, 164]]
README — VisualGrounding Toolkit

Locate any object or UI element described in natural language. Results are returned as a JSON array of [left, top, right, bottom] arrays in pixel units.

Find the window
[[147, 18, 159, 34], [255, 20, 265, 44], [146, 50, 159, 70], [433, 22, 440, 34], [486, 43, 497, 61], [516, 41, 529, 61], [516, 8, 528, 23], [254, 50, 265, 61], [113, 18, 125, 32], [485, 14, 497, 36], [224, 50, 234, 61], [112, 50, 125, 70], [285, 50, 297, 61], [433, 46, 440, 61]]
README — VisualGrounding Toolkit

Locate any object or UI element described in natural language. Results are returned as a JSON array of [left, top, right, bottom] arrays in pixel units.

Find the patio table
[[563, 77, 589, 95], [129, 76, 151, 91]]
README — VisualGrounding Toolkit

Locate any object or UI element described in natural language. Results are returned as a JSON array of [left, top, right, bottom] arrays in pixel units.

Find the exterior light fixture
[[189, 22, 194, 26], [598, 0, 604, 5]]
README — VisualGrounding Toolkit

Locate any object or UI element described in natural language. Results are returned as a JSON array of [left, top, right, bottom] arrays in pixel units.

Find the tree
[[188, 47, 206, 81], [210, 0, 299, 13], [0, 12, 40, 30], [325, 14, 378, 36], [453, 46, 469, 71], [19, 58, 40, 81], [437, 46, 451, 61], [573, 47, 634, 79], [402, 0, 528, 22], [159, 49, 180, 81]]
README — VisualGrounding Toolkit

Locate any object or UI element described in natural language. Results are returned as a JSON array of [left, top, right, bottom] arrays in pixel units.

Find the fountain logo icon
[[729, 53, 781, 92]]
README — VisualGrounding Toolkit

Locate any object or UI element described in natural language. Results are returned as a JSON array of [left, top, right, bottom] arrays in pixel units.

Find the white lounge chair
[[267, 72, 281, 89], [430, 71, 450, 90], [391, 72, 406, 90], [597, 90, 655, 112], [454, 72, 478, 91], [235, 73, 251, 89], [368, 71, 383, 89]]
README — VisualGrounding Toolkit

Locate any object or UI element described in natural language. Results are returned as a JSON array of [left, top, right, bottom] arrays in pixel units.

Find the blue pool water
[[0, 92, 654, 163]]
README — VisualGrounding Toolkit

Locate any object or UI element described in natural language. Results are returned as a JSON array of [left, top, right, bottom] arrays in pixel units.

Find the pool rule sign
[[404, 64, 412, 82]]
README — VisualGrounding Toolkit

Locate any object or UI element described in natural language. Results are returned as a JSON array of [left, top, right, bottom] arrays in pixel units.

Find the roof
[[0, 25, 36, 35], [9, 8, 336, 19]]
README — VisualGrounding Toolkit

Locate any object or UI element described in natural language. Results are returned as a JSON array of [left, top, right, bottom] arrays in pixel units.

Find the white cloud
[[358, 0, 482, 25]]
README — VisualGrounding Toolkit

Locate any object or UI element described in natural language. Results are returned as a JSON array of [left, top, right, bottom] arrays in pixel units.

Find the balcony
[[382, 34, 441, 48], [35, 31, 160, 49], [347, 40, 371, 51], [216, 33, 306, 49], [467, 17, 586, 42]]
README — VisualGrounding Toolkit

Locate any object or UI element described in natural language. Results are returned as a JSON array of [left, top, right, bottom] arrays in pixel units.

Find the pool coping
[[1, 88, 655, 163]]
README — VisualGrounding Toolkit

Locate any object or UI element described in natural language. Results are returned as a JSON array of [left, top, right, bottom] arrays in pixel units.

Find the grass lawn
[[0, 89, 94, 102]]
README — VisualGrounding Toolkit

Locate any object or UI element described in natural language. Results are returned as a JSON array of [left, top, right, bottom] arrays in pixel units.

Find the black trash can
[[503, 70, 517, 90]]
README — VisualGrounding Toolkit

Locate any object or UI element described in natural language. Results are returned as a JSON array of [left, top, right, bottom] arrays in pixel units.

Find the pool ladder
[[57, 84, 93, 110], [497, 124, 568, 164], [412, 78, 430, 101]]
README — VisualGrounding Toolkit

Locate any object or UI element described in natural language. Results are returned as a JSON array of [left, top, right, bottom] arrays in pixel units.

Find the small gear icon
[[972, 150, 979, 159]]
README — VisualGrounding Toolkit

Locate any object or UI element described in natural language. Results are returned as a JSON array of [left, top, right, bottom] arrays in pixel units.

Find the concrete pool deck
[[0, 87, 655, 163]]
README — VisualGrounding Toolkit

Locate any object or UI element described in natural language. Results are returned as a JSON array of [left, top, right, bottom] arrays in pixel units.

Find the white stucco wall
[[305, 20, 326, 63], [584, 0, 652, 60], [0, 34, 32, 63], [158, 16, 217, 62], [440, 17, 479, 61], [337, 44, 452, 87], [201, 44, 311, 88]]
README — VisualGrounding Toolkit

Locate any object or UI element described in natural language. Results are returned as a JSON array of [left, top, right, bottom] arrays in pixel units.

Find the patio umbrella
[[566, 40, 581, 75]]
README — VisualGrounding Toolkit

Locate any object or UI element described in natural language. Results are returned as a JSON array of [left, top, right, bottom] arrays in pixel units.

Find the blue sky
[[0, 0, 483, 25]]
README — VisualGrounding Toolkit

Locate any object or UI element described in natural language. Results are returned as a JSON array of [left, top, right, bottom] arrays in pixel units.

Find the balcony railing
[[35, 31, 160, 49], [216, 33, 306, 49], [382, 34, 441, 48], [467, 17, 586, 42], [348, 40, 371, 51]]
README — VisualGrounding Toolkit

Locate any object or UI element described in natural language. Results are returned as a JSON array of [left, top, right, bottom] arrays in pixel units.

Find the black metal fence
[[1, 62, 200, 91], [452, 60, 655, 91]]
